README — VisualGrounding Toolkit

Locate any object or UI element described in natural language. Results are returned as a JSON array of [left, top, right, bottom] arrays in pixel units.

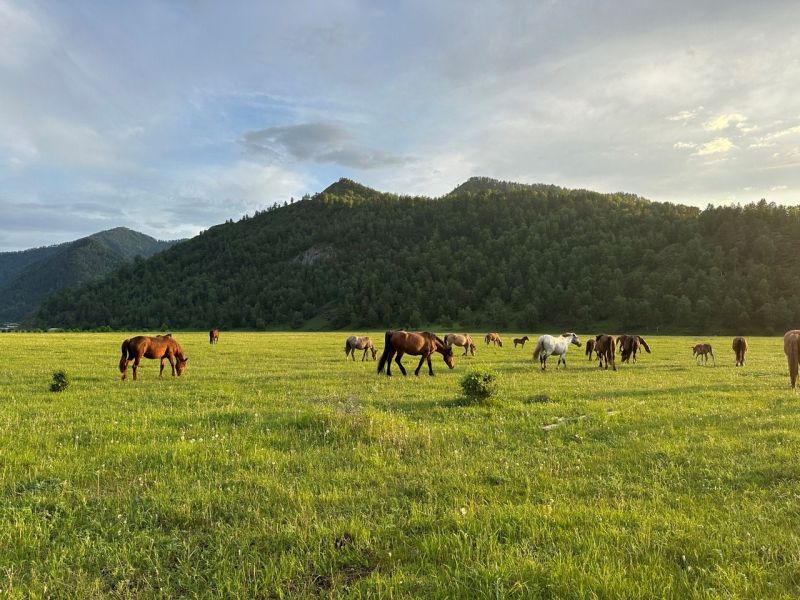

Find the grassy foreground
[[1, 332, 799, 598]]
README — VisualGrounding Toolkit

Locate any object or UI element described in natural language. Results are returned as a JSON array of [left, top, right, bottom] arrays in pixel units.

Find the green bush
[[49, 370, 70, 393], [460, 369, 499, 404]]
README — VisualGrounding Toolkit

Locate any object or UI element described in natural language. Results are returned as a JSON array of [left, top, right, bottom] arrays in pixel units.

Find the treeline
[[33, 178, 800, 334]]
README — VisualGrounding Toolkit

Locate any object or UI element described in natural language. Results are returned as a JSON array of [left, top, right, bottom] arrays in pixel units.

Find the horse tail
[[119, 339, 130, 373], [344, 339, 350, 355], [638, 336, 651, 353], [377, 331, 394, 374], [786, 333, 799, 389], [532, 338, 544, 361]]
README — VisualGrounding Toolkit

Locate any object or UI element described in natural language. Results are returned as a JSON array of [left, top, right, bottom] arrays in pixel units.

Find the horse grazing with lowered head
[[617, 335, 651, 364], [119, 334, 188, 381], [485, 332, 503, 347], [513, 336, 529, 349], [444, 333, 476, 357], [693, 343, 715, 365], [531, 332, 581, 370], [732, 336, 748, 367], [345, 335, 377, 361], [594, 335, 617, 371], [209, 329, 220, 344], [784, 331, 800, 389], [378, 331, 455, 376]]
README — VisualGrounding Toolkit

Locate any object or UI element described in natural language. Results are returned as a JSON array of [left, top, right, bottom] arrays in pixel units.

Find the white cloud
[[673, 141, 696, 149], [703, 113, 747, 131], [693, 138, 735, 156], [770, 184, 788, 191]]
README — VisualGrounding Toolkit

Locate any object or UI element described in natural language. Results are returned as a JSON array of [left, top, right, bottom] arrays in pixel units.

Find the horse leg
[[385, 350, 396, 376], [168, 355, 176, 376], [427, 355, 434, 376], [414, 354, 426, 376], [462, 346, 468, 357], [361, 348, 368, 361], [121, 358, 129, 380], [395, 352, 407, 376], [133, 357, 140, 381], [540, 355, 547, 371]]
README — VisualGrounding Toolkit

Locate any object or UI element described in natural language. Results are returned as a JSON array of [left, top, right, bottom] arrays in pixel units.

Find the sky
[[1, 0, 799, 250]]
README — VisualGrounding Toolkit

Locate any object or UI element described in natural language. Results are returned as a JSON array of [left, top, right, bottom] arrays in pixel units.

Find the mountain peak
[[321, 178, 382, 198]]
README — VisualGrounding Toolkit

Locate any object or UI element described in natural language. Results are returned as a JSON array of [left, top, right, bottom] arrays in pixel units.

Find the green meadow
[[1, 332, 799, 598]]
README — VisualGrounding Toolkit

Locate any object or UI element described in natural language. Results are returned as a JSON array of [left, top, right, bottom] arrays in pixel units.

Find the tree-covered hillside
[[34, 179, 800, 333]]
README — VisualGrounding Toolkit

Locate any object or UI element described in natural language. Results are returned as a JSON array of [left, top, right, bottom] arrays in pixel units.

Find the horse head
[[567, 332, 581, 347], [176, 356, 189, 376], [442, 345, 456, 369]]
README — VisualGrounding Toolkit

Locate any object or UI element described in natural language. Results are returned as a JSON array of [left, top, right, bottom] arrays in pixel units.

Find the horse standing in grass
[[585, 338, 597, 360], [617, 335, 651, 364], [531, 332, 581, 370], [345, 336, 377, 361], [485, 332, 503, 347], [378, 331, 455, 376], [732, 336, 748, 367], [209, 329, 220, 344], [693, 343, 715, 365], [119, 334, 188, 381], [444, 333, 476, 357], [594, 335, 617, 371], [784, 331, 800, 389], [513, 336, 529, 349]]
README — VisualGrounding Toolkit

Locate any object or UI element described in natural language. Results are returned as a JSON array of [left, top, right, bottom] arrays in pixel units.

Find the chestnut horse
[[617, 335, 651, 364], [784, 330, 800, 389], [513, 336, 529, 349], [119, 334, 188, 380], [345, 335, 377, 361], [692, 343, 715, 365], [594, 335, 617, 371], [485, 332, 503, 347], [585, 338, 597, 360], [209, 329, 220, 344], [444, 333, 476, 357], [378, 330, 455, 376], [732, 336, 748, 367]]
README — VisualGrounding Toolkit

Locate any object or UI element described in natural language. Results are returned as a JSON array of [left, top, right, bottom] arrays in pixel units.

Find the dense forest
[[0, 228, 176, 322], [33, 178, 800, 334]]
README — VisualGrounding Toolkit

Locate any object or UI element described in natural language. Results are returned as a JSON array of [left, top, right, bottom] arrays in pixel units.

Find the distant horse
[[119, 334, 188, 381], [209, 329, 220, 344], [485, 332, 503, 347], [692, 343, 715, 365], [345, 335, 377, 361], [732, 336, 748, 367], [585, 338, 597, 360], [594, 335, 617, 371], [444, 333, 476, 357], [617, 335, 651, 364], [531, 332, 581, 370], [784, 330, 800, 389], [378, 330, 455, 376], [513, 336, 529, 349]]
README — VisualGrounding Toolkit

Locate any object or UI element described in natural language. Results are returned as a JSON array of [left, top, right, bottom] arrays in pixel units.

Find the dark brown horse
[[513, 336, 529, 348], [692, 343, 715, 365], [585, 338, 597, 360], [617, 335, 651, 364], [485, 332, 503, 347], [119, 334, 188, 380], [784, 330, 800, 389], [209, 328, 220, 344], [594, 335, 616, 371], [377, 330, 455, 376], [732, 336, 748, 367]]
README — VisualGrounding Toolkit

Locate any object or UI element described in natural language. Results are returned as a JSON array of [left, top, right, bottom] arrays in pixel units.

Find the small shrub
[[460, 369, 499, 404], [49, 370, 69, 393]]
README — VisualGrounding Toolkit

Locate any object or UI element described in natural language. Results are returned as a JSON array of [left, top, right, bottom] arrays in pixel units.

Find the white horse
[[532, 332, 581, 370]]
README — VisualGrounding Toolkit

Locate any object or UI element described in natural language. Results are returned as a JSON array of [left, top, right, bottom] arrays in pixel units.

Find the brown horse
[[513, 336, 529, 348], [119, 334, 188, 380], [617, 335, 651, 364], [444, 333, 476, 357], [345, 335, 377, 361], [732, 336, 748, 367], [784, 330, 800, 389], [585, 338, 597, 360], [594, 335, 617, 371], [485, 332, 503, 347], [378, 330, 455, 376], [209, 328, 220, 344], [692, 343, 715, 365]]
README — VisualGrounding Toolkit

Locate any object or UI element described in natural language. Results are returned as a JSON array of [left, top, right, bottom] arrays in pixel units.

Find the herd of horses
[[116, 327, 800, 390]]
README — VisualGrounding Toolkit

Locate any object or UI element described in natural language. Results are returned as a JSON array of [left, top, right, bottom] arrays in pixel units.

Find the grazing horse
[[585, 338, 597, 360], [444, 333, 476, 357], [593, 335, 617, 370], [378, 330, 455, 376], [485, 332, 503, 347], [784, 331, 800, 389], [513, 336, 529, 349], [617, 335, 651, 364], [693, 343, 715, 365], [209, 328, 220, 344], [119, 334, 188, 381], [732, 336, 748, 367], [345, 335, 377, 361], [531, 332, 581, 370]]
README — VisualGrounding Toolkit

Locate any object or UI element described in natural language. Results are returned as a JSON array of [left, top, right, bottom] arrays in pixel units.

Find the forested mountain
[[0, 228, 176, 322], [33, 178, 800, 334]]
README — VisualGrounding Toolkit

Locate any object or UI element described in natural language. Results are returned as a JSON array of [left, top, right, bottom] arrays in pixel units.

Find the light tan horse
[[784, 330, 800, 389], [444, 333, 476, 357], [692, 343, 715, 365], [345, 335, 377, 361], [732, 336, 748, 367], [485, 332, 503, 347], [119, 334, 188, 381]]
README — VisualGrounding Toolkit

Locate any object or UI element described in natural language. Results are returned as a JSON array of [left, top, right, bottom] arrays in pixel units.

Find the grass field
[[1, 332, 800, 598]]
